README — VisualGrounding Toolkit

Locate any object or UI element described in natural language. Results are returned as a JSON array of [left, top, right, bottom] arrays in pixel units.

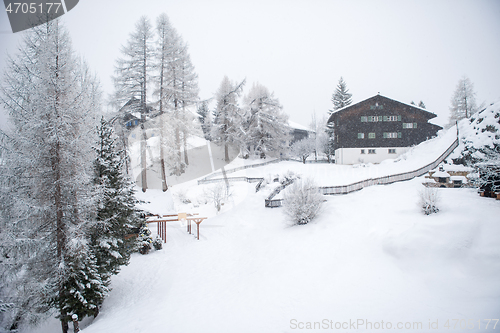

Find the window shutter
[[383, 116, 388, 121], [378, 116, 383, 122], [398, 132, 402, 138], [397, 115, 401, 121], [414, 123, 417, 128]]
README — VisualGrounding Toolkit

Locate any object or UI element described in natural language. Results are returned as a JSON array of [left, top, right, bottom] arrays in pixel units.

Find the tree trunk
[[175, 127, 182, 175], [72, 315, 80, 333], [224, 143, 229, 162], [159, 114, 168, 191], [141, 125, 147, 192], [60, 318, 68, 333], [183, 132, 189, 166]]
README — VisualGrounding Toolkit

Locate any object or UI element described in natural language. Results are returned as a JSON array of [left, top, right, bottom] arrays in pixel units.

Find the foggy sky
[[1, 0, 500, 129]]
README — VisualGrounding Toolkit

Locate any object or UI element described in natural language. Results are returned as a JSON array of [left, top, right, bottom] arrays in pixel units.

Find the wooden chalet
[[327, 94, 442, 164]]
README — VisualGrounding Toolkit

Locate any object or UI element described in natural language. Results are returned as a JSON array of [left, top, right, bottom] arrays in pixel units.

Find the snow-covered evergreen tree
[[448, 76, 478, 126], [418, 100, 426, 109], [197, 100, 212, 140], [453, 101, 500, 194], [212, 76, 246, 162], [0, 20, 100, 333], [54, 236, 107, 323], [114, 16, 154, 192], [243, 83, 290, 158], [91, 117, 141, 293], [330, 76, 352, 113]]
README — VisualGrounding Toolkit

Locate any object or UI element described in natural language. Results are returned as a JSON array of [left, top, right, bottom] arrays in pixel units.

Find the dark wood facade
[[327, 94, 442, 149]]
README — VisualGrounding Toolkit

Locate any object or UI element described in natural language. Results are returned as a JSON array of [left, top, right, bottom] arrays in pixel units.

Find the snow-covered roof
[[432, 170, 450, 178], [330, 94, 438, 119], [288, 120, 312, 132], [442, 164, 473, 172]]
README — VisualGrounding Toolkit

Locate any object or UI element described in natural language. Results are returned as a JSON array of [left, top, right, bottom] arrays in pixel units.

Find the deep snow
[[24, 126, 500, 333]]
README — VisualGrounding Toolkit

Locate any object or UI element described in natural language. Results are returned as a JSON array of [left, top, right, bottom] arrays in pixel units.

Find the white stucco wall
[[334, 147, 410, 165]]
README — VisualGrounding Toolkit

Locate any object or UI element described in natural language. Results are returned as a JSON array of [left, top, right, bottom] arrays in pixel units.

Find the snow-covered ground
[[25, 125, 500, 333], [29, 177, 500, 333]]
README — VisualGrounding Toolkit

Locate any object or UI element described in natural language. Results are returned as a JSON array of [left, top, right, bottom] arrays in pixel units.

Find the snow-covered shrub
[[176, 189, 191, 204], [420, 187, 440, 215], [283, 178, 323, 225], [279, 170, 297, 185], [153, 236, 163, 251], [136, 224, 153, 255], [205, 183, 231, 212]]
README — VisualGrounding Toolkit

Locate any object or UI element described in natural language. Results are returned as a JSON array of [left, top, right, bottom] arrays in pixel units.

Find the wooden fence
[[265, 136, 460, 207], [195, 129, 460, 208]]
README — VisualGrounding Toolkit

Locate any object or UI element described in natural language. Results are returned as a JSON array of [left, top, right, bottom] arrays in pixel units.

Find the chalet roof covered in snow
[[288, 120, 313, 132], [328, 94, 438, 122]]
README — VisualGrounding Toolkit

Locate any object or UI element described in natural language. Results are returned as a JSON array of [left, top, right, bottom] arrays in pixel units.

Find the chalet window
[[388, 149, 396, 154], [360, 149, 365, 154], [368, 132, 376, 139], [370, 103, 383, 110], [358, 133, 365, 139], [361, 116, 367, 122], [368, 149, 376, 154], [367, 116, 382, 122], [383, 132, 398, 139], [384, 115, 399, 122], [403, 122, 417, 129]]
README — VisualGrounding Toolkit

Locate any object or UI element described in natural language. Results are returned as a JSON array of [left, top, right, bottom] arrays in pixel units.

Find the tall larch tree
[[243, 83, 290, 158], [114, 16, 154, 192], [0, 20, 101, 333], [154, 13, 178, 188], [155, 13, 199, 176], [212, 76, 246, 162], [448, 76, 478, 126]]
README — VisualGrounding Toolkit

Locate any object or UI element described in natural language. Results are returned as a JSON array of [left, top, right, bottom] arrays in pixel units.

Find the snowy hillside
[[449, 100, 500, 163], [26, 125, 500, 333]]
